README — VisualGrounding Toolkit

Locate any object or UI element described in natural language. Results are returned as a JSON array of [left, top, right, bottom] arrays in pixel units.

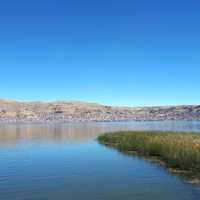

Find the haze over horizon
[[1, 0, 200, 106]]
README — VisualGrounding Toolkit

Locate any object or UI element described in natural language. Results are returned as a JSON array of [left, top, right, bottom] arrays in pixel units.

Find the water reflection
[[0, 121, 200, 146], [0, 121, 200, 200]]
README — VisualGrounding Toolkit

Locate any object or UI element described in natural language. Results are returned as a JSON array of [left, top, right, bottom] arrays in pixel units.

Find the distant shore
[[98, 131, 200, 185], [0, 99, 200, 122]]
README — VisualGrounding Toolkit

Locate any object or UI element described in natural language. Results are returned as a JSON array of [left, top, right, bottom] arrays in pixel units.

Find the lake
[[0, 121, 200, 200]]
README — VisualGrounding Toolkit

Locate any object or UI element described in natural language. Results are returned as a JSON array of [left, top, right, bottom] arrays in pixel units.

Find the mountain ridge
[[0, 99, 200, 122]]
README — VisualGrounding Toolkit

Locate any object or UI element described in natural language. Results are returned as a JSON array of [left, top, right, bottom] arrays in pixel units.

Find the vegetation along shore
[[98, 131, 200, 184]]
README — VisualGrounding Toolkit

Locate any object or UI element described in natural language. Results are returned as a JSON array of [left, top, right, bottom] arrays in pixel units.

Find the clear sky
[[0, 0, 200, 106]]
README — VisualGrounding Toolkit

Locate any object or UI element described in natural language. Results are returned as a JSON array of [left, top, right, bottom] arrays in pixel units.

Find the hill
[[0, 99, 200, 122]]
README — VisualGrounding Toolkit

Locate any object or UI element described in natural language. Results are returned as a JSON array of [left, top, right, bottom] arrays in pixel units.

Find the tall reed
[[98, 131, 200, 175]]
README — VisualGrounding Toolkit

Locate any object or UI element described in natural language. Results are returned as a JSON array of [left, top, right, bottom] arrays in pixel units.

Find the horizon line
[[0, 97, 199, 108]]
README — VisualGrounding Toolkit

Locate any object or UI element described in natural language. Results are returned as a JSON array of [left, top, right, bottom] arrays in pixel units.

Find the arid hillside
[[0, 99, 200, 122]]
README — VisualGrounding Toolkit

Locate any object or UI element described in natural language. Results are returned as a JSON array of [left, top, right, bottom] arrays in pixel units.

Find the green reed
[[98, 131, 200, 176]]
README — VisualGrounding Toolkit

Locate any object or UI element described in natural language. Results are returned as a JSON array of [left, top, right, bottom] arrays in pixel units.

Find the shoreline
[[98, 131, 200, 186], [0, 119, 200, 124]]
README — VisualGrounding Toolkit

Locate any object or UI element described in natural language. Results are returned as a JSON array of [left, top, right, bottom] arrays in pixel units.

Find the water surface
[[0, 121, 200, 200]]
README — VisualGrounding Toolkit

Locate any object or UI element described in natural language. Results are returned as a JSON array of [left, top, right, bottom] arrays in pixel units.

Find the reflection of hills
[[0, 123, 136, 145], [1, 121, 200, 146]]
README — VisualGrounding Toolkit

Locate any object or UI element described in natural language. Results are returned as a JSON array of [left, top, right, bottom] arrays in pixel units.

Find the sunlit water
[[0, 121, 200, 200]]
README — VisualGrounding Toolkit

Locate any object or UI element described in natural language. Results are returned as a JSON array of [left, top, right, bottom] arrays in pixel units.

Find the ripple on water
[[0, 121, 200, 200]]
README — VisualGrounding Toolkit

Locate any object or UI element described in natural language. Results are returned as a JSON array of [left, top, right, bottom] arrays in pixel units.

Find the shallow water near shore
[[0, 121, 200, 200]]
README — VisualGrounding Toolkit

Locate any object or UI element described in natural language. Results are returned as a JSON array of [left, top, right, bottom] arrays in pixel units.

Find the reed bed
[[98, 131, 200, 177]]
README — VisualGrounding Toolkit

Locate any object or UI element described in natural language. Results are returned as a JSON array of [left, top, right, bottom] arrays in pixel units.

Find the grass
[[98, 131, 200, 181]]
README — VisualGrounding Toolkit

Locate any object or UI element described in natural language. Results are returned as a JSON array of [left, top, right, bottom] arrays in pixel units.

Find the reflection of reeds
[[98, 131, 200, 178]]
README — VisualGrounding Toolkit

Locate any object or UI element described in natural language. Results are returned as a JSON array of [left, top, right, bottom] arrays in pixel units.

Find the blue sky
[[0, 0, 200, 106]]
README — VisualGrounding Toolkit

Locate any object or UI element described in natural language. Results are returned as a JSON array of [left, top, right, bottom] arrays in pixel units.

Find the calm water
[[0, 121, 200, 200]]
